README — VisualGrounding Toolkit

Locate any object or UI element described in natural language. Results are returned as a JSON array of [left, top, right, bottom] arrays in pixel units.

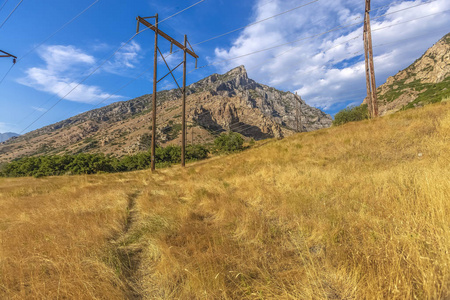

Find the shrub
[[333, 104, 369, 126], [186, 145, 209, 161], [214, 132, 244, 152]]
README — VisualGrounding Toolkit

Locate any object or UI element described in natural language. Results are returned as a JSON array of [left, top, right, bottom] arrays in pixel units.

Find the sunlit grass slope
[[1, 102, 449, 299]]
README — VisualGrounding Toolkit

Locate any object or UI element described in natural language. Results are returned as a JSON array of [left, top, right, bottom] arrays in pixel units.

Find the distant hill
[[0, 132, 19, 143], [0, 66, 331, 163], [370, 32, 450, 115]]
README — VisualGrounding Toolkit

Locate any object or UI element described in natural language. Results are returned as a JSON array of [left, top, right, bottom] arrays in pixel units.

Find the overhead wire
[[0, 0, 8, 13], [187, 1, 445, 73], [19, 33, 140, 134], [19, 0, 445, 134], [19, 0, 207, 134], [61, 3, 449, 132], [372, 9, 450, 32], [113, 2, 450, 138], [192, 0, 320, 46], [17, 0, 100, 63], [158, 0, 206, 24], [0, 0, 23, 29], [152, 7, 449, 129], [0, 0, 100, 88]]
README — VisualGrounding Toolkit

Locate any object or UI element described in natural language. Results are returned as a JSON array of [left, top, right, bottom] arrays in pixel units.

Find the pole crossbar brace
[[156, 47, 183, 92], [156, 60, 184, 86], [136, 16, 199, 59]]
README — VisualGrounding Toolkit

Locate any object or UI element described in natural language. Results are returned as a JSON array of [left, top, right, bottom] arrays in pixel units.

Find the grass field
[[1, 102, 449, 299]]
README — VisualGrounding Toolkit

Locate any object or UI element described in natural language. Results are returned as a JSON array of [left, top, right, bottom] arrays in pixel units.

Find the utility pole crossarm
[[0, 50, 17, 63], [136, 16, 199, 59]]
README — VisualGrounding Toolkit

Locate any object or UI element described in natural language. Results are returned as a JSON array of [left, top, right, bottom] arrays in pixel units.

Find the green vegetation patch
[[402, 77, 450, 111], [214, 132, 244, 153], [0, 144, 210, 178], [333, 104, 369, 126]]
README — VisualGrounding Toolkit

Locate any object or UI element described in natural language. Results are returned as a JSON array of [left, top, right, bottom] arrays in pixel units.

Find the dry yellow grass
[[1, 102, 449, 299]]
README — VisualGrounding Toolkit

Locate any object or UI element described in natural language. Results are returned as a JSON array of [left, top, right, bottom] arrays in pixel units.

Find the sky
[[0, 0, 449, 134]]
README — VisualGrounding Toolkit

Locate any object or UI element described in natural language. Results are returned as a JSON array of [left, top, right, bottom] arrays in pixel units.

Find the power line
[[158, 0, 206, 25], [19, 33, 139, 134], [372, 9, 450, 32], [0, 62, 14, 85], [97, 10, 443, 126], [370, 1, 398, 12], [191, 4, 448, 72], [0, 0, 23, 29], [0, 0, 99, 88], [192, 0, 320, 46], [18, 0, 445, 134], [0, 0, 9, 13], [19, 1, 206, 134], [373, 0, 438, 20], [17, 0, 99, 64]]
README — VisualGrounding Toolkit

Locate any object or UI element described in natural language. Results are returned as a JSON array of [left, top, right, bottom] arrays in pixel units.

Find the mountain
[[0, 132, 19, 143], [0, 66, 331, 163], [372, 32, 450, 115]]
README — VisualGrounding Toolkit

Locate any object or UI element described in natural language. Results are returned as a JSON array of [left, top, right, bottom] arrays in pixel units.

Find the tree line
[[0, 132, 245, 178]]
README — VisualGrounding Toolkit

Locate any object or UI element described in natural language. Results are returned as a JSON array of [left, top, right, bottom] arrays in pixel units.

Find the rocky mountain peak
[[225, 65, 248, 78]]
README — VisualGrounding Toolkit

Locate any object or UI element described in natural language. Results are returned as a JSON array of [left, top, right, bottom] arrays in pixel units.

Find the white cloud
[[31, 106, 47, 112], [18, 45, 121, 103], [212, 0, 450, 112], [104, 40, 142, 74]]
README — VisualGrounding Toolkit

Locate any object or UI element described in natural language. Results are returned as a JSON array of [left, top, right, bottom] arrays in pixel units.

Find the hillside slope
[[372, 32, 450, 115], [0, 66, 331, 163], [1, 101, 449, 299]]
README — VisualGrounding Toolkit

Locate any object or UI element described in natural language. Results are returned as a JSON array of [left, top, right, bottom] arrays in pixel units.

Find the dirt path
[[110, 190, 144, 299]]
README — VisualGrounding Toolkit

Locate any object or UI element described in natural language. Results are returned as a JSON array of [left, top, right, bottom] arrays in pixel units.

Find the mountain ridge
[[0, 66, 331, 162], [370, 32, 450, 115]]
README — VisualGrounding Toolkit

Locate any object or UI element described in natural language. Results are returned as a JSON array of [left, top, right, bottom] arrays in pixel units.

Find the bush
[[333, 104, 369, 126], [214, 132, 244, 152], [186, 145, 209, 161]]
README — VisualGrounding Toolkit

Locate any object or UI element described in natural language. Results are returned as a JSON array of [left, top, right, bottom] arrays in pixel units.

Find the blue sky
[[0, 0, 449, 134]]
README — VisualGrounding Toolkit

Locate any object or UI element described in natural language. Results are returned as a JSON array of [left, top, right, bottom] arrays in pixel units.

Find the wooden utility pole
[[181, 35, 187, 167], [364, 0, 379, 117], [151, 14, 159, 171], [0, 50, 16, 63], [136, 15, 198, 171], [363, 23, 373, 117]]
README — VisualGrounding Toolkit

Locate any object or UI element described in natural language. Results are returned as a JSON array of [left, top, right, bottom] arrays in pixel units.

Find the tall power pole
[[136, 15, 198, 171], [364, 0, 379, 118], [151, 14, 159, 172]]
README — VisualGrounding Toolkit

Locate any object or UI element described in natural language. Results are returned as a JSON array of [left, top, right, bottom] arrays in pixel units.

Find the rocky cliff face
[[0, 66, 331, 162], [188, 66, 331, 136], [372, 33, 450, 115]]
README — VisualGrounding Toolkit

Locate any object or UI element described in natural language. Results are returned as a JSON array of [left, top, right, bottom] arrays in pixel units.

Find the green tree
[[333, 104, 369, 126], [214, 132, 244, 152]]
